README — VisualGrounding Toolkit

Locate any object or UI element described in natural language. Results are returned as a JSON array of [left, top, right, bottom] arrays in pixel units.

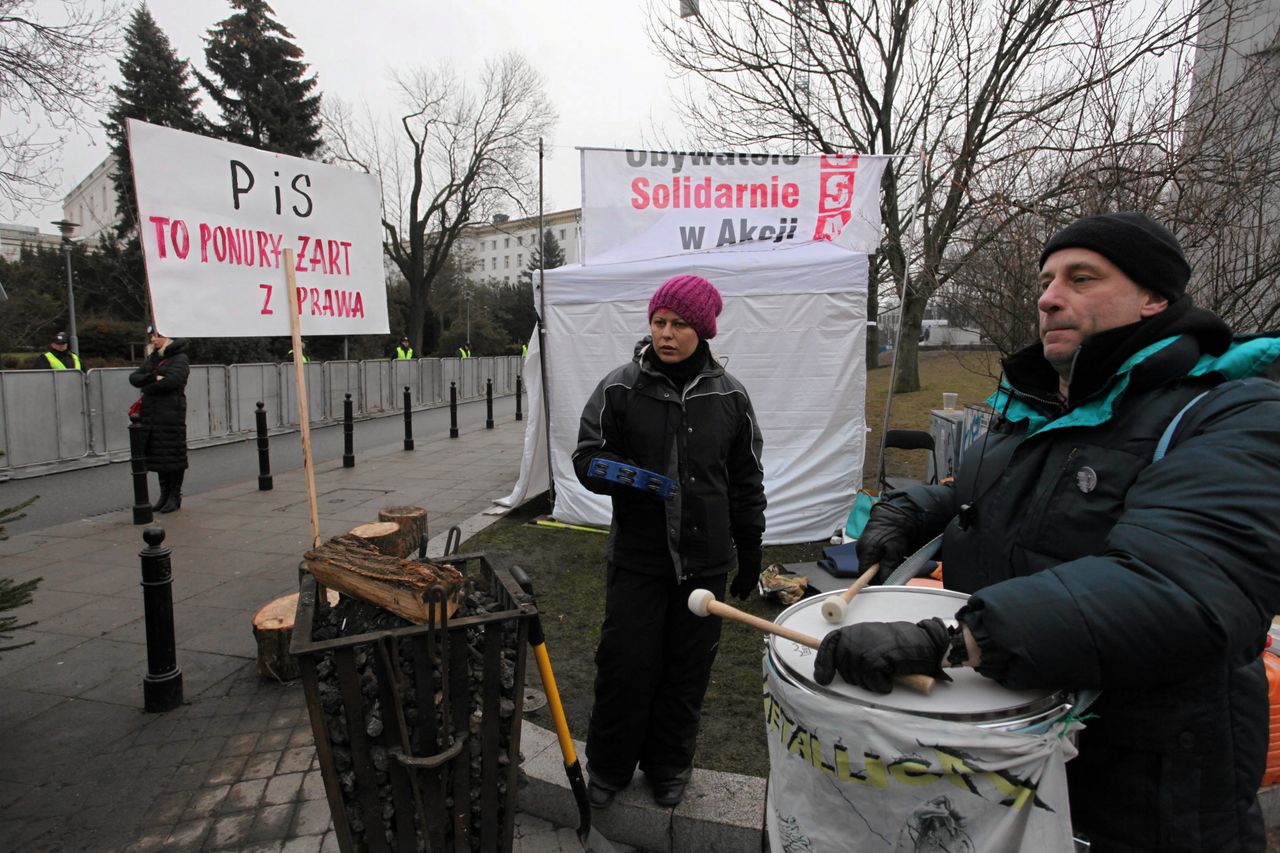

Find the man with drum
[[818, 212, 1280, 851]]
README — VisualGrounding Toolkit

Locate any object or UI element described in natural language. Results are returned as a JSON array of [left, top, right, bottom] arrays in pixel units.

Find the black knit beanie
[[1039, 212, 1191, 302]]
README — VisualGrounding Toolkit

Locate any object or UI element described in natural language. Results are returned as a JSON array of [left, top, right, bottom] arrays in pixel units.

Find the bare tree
[[650, 0, 1206, 391], [0, 0, 119, 214], [326, 53, 556, 354]]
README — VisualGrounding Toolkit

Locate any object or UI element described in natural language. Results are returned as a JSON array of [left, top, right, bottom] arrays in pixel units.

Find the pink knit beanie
[[647, 274, 723, 339]]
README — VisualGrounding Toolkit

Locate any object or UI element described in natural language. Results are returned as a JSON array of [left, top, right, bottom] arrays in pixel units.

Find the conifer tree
[[198, 0, 322, 157], [517, 229, 567, 288], [104, 5, 205, 239]]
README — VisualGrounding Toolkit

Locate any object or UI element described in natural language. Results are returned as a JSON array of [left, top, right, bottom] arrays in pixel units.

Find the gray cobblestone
[[223, 778, 268, 813], [277, 746, 314, 774], [291, 798, 333, 836], [263, 772, 305, 805], [206, 812, 255, 849]]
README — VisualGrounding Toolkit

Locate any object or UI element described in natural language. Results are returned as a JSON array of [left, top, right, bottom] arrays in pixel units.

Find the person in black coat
[[129, 326, 190, 513], [816, 213, 1280, 851], [572, 274, 767, 809]]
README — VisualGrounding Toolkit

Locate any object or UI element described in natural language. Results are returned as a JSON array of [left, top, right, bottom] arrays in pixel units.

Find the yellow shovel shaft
[[532, 641, 578, 764]]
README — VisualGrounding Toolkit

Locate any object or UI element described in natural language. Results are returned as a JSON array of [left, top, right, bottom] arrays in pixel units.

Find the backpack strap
[[1153, 390, 1210, 463]]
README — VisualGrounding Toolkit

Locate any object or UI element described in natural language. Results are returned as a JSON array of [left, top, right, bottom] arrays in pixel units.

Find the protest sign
[[580, 147, 889, 265], [128, 118, 389, 337]]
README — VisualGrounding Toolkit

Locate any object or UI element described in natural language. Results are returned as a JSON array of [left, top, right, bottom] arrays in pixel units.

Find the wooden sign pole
[[282, 248, 322, 549]]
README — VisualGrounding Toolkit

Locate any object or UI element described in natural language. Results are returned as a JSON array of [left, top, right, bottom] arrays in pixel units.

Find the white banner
[[580, 147, 888, 265], [128, 119, 389, 338]]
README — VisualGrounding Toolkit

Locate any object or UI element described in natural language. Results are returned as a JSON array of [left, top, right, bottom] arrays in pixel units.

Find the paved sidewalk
[[0, 416, 603, 852]]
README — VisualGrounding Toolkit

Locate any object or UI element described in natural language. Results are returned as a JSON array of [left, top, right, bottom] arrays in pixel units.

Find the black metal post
[[343, 393, 355, 467], [449, 381, 459, 438], [515, 374, 523, 421], [128, 413, 153, 525], [255, 402, 273, 490], [140, 527, 183, 712], [485, 378, 494, 429], [403, 386, 414, 451]]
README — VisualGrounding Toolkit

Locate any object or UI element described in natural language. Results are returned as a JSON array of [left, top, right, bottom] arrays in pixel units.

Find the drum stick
[[820, 563, 879, 624], [687, 589, 934, 695]]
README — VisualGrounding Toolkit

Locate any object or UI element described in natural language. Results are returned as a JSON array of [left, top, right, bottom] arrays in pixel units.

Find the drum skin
[[769, 587, 1072, 729]]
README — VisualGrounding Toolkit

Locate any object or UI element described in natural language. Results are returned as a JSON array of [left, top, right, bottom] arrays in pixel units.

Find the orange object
[[1262, 649, 1280, 786], [906, 577, 944, 589]]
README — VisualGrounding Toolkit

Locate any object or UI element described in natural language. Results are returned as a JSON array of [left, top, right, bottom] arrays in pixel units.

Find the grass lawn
[[464, 348, 1004, 778]]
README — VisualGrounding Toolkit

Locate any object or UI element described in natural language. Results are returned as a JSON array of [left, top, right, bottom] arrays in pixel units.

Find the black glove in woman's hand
[[729, 548, 762, 600], [812, 617, 952, 693]]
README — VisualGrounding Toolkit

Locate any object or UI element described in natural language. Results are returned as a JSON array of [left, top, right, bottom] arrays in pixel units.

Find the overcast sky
[[6, 0, 689, 231]]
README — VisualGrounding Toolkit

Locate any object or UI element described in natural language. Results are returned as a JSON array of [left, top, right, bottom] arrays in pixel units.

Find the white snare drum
[[768, 586, 1075, 732]]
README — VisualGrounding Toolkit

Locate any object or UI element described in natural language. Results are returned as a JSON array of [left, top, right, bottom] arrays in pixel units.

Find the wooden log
[[253, 589, 338, 682], [378, 505, 428, 559], [349, 521, 405, 557], [303, 534, 464, 625]]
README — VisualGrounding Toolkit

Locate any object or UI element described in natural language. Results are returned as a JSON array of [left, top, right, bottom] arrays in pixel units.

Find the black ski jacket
[[573, 344, 766, 581], [890, 305, 1280, 851]]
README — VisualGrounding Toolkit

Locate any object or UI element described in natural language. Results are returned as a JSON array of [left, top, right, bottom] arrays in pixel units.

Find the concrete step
[[518, 720, 766, 853]]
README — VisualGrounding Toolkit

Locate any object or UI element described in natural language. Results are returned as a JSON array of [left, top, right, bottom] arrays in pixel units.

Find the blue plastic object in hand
[[588, 458, 678, 500]]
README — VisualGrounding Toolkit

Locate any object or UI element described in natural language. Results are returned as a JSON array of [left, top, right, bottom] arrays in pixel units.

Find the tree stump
[[378, 505, 428, 559], [252, 589, 338, 682], [349, 521, 405, 557]]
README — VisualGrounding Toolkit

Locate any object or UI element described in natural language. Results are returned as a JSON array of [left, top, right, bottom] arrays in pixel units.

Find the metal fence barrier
[[0, 356, 523, 478]]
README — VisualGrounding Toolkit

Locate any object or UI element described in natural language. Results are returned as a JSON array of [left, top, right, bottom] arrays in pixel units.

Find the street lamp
[[51, 219, 79, 356], [464, 285, 472, 352]]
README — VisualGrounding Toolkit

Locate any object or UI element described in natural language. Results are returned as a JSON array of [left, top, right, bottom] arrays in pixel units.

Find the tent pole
[[875, 152, 924, 490], [536, 137, 556, 506]]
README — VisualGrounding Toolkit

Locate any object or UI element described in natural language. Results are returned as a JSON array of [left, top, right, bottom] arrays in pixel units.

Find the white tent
[[498, 239, 869, 544]]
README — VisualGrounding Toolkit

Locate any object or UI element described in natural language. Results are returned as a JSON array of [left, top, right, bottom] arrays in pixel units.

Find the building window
[[504, 237, 510, 248], [560, 229, 566, 240], [504, 256, 510, 268], [517, 254, 523, 267], [492, 240, 497, 251]]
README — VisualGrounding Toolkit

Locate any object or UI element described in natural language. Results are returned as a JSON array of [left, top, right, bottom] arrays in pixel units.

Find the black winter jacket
[[891, 306, 1280, 852], [129, 339, 190, 472], [573, 344, 766, 581]]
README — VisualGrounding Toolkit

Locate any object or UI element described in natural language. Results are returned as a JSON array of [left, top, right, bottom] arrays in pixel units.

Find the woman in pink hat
[[573, 273, 766, 809]]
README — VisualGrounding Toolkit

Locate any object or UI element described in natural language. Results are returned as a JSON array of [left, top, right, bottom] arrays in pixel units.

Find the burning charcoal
[[366, 712, 383, 738]]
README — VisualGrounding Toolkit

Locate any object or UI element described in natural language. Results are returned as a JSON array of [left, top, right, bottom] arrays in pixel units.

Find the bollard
[[128, 413, 153, 525], [515, 374, 523, 421], [486, 378, 494, 429], [449, 381, 459, 439], [403, 386, 414, 451], [255, 402, 273, 491], [343, 393, 355, 467], [140, 527, 183, 712]]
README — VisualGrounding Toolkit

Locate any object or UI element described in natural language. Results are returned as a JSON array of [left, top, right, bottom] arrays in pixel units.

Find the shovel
[[511, 566, 619, 853]]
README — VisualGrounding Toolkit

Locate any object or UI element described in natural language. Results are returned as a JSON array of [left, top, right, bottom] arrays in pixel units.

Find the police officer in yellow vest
[[287, 341, 309, 363], [43, 332, 81, 371], [396, 337, 414, 359], [458, 345, 471, 358]]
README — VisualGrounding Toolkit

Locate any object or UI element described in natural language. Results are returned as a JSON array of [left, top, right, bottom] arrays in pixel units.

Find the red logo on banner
[[813, 154, 859, 241]]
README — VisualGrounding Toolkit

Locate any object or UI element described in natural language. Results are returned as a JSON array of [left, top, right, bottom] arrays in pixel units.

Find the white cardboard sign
[[127, 118, 389, 337], [580, 147, 889, 265]]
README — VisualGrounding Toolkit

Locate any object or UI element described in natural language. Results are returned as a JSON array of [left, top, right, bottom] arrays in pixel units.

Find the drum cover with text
[[763, 660, 1080, 852]]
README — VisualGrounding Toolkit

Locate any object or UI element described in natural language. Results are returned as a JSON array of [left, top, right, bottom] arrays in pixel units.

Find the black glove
[[855, 499, 921, 580], [730, 548, 762, 600], [813, 617, 953, 693]]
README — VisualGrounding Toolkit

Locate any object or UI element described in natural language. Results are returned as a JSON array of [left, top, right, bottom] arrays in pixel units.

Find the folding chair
[[876, 429, 939, 493]]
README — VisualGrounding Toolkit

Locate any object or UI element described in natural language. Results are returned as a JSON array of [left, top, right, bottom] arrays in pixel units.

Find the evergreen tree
[[104, 5, 205, 239], [0, 484, 38, 657], [516, 229, 566, 288], [198, 0, 323, 157]]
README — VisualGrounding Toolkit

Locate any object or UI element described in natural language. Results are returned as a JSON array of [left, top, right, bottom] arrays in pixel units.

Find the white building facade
[[456, 208, 581, 285], [61, 154, 121, 245]]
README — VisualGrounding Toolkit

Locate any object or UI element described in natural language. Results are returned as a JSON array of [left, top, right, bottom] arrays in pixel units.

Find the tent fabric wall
[[500, 240, 869, 545]]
